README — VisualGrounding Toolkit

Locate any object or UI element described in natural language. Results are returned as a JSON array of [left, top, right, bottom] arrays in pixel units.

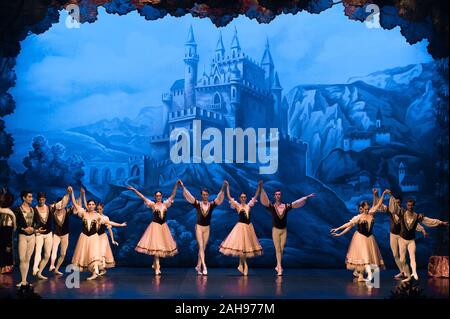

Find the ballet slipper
[[54, 270, 63, 276], [32, 269, 39, 276], [401, 275, 412, 283], [277, 268, 283, 276], [412, 273, 419, 280], [394, 272, 404, 280], [87, 273, 98, 280], [202, 267, 208, 276], [16, 281, 28, 288], [37, 273, 48, 280], [99, 270, 107, 276], [49, 265, 55, 272], [237, 264, 244, 274], [353, 270, 360, 277], [243, 263, 248, 276]]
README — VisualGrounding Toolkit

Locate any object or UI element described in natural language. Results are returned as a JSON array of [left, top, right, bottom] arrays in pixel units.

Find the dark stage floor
[[0, 268, 448, 299]]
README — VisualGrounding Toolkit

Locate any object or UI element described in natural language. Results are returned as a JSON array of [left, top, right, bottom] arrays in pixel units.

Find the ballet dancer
[[372, 188, 427, 280], [0, 189, 16, 274], [387, 190, 448, 282], [331, 190, 388, 282], [219, 181, 263, 276], [32, 188, 72, 280], [260, 182, 316, 275], [128, 182, 178, 275], [49, 188, 81, 275], [70, 187, 105, 280], [11, 190, 41, 287], [178, 179, 225, 275]]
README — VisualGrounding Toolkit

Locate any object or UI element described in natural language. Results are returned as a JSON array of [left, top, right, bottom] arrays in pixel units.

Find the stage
[[0, 268, 448, 299]]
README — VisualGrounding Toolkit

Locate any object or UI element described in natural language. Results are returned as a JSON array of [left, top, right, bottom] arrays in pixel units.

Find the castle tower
[[271, 71, 283, 132], [261, 37, 274, 90], [215, 31, 225, 61], [184, 25, 199, 108], [398, 162, 406, 185], [376, 107, 382, 128], [230, 27, 241, 59]]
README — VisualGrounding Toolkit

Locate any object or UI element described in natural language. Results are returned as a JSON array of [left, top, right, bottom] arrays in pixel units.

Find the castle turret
[[376, 107, 382, 128], [271, 71, 283, 131], [230, 27, 241, 59], [228, 62, 241, 128], [184, 25, 199, 108], [261, 37, 274, 90], [398, 162, 406, 185], [215, 31, 225, 61]]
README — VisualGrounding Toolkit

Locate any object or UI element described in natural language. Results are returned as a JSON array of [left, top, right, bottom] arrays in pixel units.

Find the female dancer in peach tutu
[[70, 187, 105, 280], [127, 182, 178, 275], [79, 188, 127, 275], [219, 180, 263, 276], [331, 189, 388, 282]]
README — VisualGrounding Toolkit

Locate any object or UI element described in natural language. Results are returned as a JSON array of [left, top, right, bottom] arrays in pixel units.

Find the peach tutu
[[71, 233, 102, 272], [219, 222, 263, 258], [345, 231, 385, 270], [135, 222, 178, 257], [98, 233, 115, 269]]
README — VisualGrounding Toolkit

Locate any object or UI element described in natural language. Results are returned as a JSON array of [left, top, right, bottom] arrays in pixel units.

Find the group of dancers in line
[[331, 188, 448, 283], [0, 180, 315, 286], [0, 182, 447, 288]]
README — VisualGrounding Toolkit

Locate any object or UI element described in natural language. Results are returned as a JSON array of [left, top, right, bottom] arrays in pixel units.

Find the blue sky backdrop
[[6, 3, 432, 131]]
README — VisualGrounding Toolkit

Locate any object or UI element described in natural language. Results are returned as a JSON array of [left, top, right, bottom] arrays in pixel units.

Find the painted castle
[[134, 26, 307, 186]]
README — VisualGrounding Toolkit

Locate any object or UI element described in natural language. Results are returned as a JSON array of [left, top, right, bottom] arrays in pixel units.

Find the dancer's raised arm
[[164, 181, 178, 208], [248, 181, 262, 207], [127, 185, 155, 209], [179, 180, 196, 204], [330, 215, 359, 236], [81, 187, 88, 209], [213, 181, 226, 205], [260, 182, 270, 207], [224, 181, 238, 209], [291, 193, 315, 209], [369, 189, 388, 214], [51, 187, 71, 210], [372, 188, 388, 214], [70, 186, 85, 217]]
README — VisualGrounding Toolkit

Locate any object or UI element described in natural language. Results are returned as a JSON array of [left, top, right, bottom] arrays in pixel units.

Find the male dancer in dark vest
[[260, 181, 315, 276]]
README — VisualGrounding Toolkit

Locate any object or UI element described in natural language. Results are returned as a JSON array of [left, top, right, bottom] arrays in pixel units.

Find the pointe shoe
[[37, 273, 48, 280], [401, 275, 412, 283], [412, 273, 419, 280], [87, 273, 98, 280], [202, 268, 208, 276], [16, 282, 28, 288], [277, 268, 283, 276], [394, 272, 405, 280], [49, 266, 55, 272], [32, 269, 39, 276], [237, 264, 244, 274], [54, 270, 63, 276], [155, 269, 161, 275], [353, 270, 360, 277], [99, 270, 107, 276], [243, 264, 248, 276], [195, 265, 202, 275]]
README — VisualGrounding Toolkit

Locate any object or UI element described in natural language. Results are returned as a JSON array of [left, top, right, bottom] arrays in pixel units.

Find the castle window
[[214, 76, 220, 84], [213, 93, 221, 109], [232, 87, 236, 98], [188, 66, 191, 74]]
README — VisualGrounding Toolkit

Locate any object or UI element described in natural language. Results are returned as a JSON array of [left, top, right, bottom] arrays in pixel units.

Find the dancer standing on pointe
[[219, 181, 263, 276], [0, 189, 16, 274], [49, 189, 81, 275], [331, 190, 388, 282], [70, 186, 104, 280], [128, 182, 178, 275], [387, 190, 448, 282], [32, 188, 72, 280], [178, 179, 225, 275], [260, 182, 316, 276], [372, 188, 427, 280]]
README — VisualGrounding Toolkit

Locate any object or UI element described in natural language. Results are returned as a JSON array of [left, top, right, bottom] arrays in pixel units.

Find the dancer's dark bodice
[[193, 201, 216, 226], [357, 219, 374, 237], [12, 206, 37, 236], [238, 209, 251, 224], [399, 212, 424, 240], [34, 205, 53, 235], [97, 221, 107, 235], [53, 207, 73, 236], [266, 203, 292, 229], [152, 209, 167, 224], [82, 218, 99, 236], [389, 212, 401, 235]]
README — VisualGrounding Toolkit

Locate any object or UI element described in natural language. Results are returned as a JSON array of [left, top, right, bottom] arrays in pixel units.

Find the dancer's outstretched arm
[[291, 193, 315, 209], [164, 181, 178, 208], [81, 187, 88, 209], [260, 182, 270, 207], [213, 181, 226, 205], [249, 181, 262, 207], [70, 186, 85, 217], [372, 188, 388, 214], [330, 215, 359, 235], [224, 181, 238, 210], [369, 189, 388, 214], [387, 190, 402, 215], [331, 225, 353, 237], [127, 185, 155, 209], [179, 180, 196, 204], [421, 216, 448, 227]]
